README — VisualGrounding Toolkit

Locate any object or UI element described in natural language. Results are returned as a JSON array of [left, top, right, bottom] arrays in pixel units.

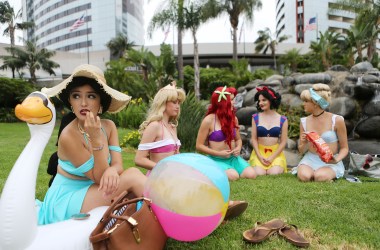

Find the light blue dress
[[37, 131, 121, 225], [292, 115, 345, 179]]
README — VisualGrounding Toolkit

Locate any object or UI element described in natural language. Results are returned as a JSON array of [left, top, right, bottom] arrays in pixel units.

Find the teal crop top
[[58, 127, 122, 177]]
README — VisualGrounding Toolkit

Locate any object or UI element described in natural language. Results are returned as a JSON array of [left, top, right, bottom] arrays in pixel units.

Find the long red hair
[[206, 86, 238, 149]]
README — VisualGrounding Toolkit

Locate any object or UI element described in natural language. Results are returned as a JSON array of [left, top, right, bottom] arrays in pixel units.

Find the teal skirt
[[37, 173, 94, 225]]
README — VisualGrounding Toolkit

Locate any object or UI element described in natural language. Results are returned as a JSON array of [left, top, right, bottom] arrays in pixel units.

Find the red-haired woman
[[196, 86, 256, 181]]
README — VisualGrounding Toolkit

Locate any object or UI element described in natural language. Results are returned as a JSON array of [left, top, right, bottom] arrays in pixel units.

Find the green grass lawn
[[1, 122, 379, 249]]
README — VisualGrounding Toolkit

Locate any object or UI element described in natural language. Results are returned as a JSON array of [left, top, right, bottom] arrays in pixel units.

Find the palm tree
[[310, 30, 342, 70], [125, 47, 156, 82], [279, 48, 302, 73], [0, 1, 34, 46], [148, 0, 185, 84], [106, 34, 135, 60], [8, 40, 59, 83], [207, 0, 262, 61], [254, 27, 289, 70], [0, 47, 24, 78], [329, 0, 380, 62]]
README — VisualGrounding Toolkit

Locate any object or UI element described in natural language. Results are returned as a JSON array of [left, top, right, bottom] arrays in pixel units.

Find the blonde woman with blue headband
[[294, 83, 348, 182]]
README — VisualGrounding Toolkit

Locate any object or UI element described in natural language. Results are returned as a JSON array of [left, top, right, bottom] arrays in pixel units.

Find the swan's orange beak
[[15, 93, 53, 124]]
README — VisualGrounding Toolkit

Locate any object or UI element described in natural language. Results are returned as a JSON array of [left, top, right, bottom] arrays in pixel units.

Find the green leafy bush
[[251, 68, 275, 80], [120, 130, 141, 148], [0, 77, 36, 108], [104, 98, 147, 129], [177, 93, 207, 152], [278, 105, 306, 139]]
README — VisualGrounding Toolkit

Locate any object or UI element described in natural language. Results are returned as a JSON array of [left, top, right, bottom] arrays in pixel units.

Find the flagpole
[[86, 9, 89, 64], [316, 13, 319, 40]]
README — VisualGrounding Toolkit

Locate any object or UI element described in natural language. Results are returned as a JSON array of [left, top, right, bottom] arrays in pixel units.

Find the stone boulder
[[329, 97, 356, 119], [363, 99, 380, 116], [294, 73, 332, 85], [294, 84, 313, 95], [281, 94, 303, 108], [350, 61, 373, 73], [236, 106, 257, 126], [356, 116, 380, 138]]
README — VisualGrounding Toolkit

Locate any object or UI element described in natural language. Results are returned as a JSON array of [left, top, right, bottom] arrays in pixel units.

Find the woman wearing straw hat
[[294, 83, 348, 182], [38, 64, 146, 225]]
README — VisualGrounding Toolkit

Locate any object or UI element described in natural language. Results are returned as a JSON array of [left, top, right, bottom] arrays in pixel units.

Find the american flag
[[304, 17, 317, 31], [70, 14, 85, 32], [304, 17, 317, 32]]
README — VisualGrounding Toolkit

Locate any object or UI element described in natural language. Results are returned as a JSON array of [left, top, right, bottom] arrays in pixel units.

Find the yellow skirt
[[249, 144, 287, 172]]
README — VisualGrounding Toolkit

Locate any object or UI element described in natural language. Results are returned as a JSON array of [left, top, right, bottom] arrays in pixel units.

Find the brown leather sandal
[[243, 219, 285, 243], [224, 201, 248, 221], [278, 224, 310, 248]]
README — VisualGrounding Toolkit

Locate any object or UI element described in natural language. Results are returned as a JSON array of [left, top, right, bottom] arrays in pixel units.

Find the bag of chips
[[306, 132, 333, 163]]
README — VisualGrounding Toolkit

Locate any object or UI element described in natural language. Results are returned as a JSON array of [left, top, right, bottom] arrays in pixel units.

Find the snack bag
[[306, 131, 333, 163]]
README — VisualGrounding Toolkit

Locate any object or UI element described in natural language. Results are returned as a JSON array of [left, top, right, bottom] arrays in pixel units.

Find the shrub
[[177, 93, 207, 152], [278, 105, 306, 139], [104, 98, 147, 129], [120, 130, 141, 148], [0, 77, 36, 108]]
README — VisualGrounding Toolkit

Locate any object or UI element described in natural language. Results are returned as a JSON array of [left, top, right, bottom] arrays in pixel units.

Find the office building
[[276, 0, 355, 43], [22, 0, 144, 52]]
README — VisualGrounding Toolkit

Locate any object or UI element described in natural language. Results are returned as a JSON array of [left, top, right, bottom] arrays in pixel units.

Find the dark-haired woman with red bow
[[249, 86, 288, 175]]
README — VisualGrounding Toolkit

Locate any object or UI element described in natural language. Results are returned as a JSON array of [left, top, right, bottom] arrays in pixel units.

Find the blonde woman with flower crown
[[135, 82, 186, 173]]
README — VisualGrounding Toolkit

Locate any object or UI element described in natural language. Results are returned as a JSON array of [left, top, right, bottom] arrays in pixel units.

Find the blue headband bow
[[309, 88, 329, 110]]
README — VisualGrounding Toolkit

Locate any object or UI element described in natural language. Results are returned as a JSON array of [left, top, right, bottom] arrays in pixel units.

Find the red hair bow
[[256, 86, 276, 99]]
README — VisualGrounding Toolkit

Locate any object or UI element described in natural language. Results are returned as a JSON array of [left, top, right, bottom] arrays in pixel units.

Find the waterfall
[[372, 89, 380, 103], [357, 75, 363, 85]]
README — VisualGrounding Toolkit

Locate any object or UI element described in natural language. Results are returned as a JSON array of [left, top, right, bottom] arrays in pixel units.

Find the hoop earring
[[98, 106, 103, 114]]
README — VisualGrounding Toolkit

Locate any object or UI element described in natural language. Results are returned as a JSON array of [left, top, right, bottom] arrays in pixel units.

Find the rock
[[281, 94, 303, 108], [283, 149, 302, 168], [363, 98, 380, 116], [294, 84, 313, 95], [362, 74, 379, 83], [353, 85, 375, 100], [329, 97, 356, 119], [356, 116, 380, 138], [266, 74, 284, 82], [350, 61, 373, 73], [329, 65, 349, 72], [283, 76, 295, 87], [242, 88, 257, 107], [345, 75, 358, 82], [348, 139, 380, 154], [264, 79, 282, 87], [294, 73, 332, 85], [236, 106, 257, 126]]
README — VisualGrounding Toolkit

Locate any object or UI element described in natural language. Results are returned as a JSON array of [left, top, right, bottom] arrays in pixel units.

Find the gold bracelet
[[92, 144, 104, 151]]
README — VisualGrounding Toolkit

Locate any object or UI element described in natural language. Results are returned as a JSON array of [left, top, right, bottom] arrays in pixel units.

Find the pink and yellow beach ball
[[144, 153, 230, 242]]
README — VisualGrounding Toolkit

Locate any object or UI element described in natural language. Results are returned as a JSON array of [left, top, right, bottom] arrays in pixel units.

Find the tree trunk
[[177, 27, 184, 86], [232, 26, 238, 61], [9, 22, 15, 46], [193, 30, 200, 100]]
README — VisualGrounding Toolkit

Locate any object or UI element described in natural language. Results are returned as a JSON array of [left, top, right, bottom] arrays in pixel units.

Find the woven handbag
[[89, 191, 167, 250]]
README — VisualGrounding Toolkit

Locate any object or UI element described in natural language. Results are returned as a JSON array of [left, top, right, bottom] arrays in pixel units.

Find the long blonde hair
[[139, 84, 186, 134], [300, 83, 331, 104]]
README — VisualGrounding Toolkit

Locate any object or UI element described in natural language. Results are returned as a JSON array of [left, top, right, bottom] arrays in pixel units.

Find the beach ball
[[144, 153, 230, 241]]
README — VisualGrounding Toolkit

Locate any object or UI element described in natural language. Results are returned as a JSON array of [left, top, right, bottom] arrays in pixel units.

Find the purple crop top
[[208, 115, 236, 142]]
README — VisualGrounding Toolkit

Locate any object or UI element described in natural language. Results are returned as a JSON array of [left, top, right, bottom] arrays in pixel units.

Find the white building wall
[[22, 0, 144, 53]]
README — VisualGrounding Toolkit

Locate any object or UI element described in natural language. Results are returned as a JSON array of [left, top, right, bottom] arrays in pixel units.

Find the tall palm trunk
[[192, 29, 200, 100], [177, 0, 184, 86], [177, 27, 184, 84], [232, 25, 238, 61]]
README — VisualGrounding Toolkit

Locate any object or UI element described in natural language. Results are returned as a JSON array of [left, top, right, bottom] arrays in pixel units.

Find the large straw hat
[[41, 64, 131, 113]]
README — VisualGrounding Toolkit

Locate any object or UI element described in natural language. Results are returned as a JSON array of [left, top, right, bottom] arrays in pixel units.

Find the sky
[[1, 0, 276, 46]]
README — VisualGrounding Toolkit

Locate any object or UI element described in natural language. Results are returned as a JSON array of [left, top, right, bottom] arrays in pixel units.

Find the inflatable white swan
[[0, 92, 107, 250]]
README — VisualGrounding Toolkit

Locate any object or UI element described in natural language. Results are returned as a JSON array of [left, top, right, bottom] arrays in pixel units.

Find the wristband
[[92, 144, 104, 151]]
